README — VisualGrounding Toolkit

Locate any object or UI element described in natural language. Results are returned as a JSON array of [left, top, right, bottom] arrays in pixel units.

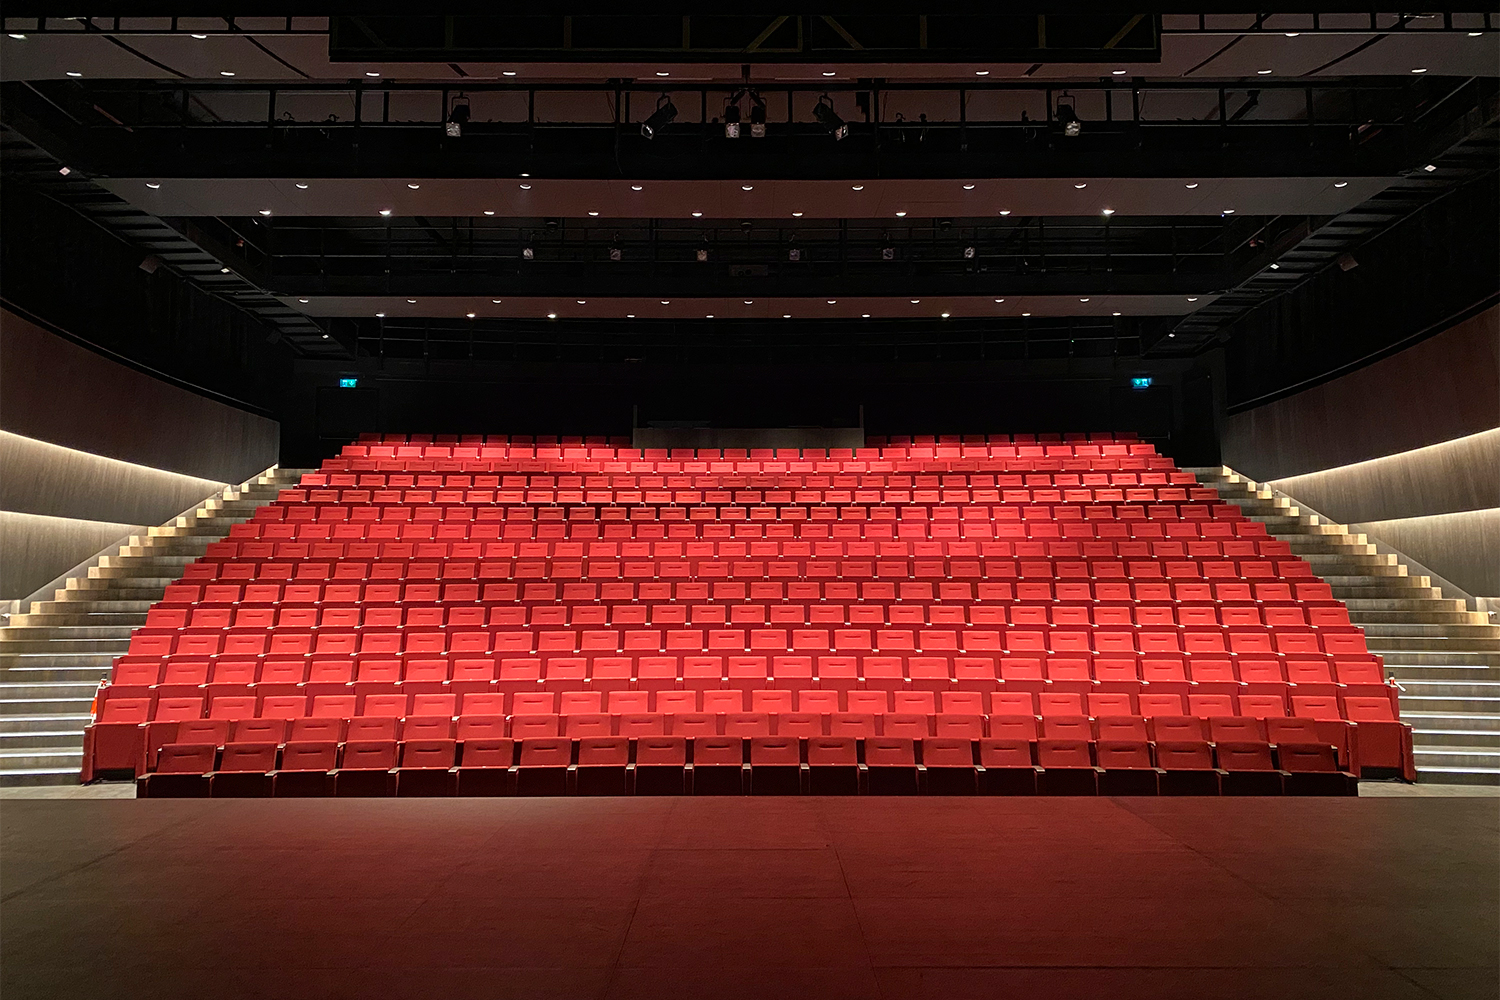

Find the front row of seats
[[138, 735, 1355, 798]]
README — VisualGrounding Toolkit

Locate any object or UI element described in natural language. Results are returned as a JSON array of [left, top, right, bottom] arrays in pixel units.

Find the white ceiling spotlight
[[741, 185, 754, 191], [145, 182, 161, 189], [655, 71, 670, 77], [827, 299, 837, 304], [65, 71, 82, 77], [1256, 69, 1273, 75], [366, 71, 381, 77], [298, 298, 309, 303], [862, 313, 870, 318], [940, 312, 951, 318], [375, 311, 385, 317], [852, 185, 864, 191], [407, 182, 420, 189], [577, 300, 587, 305], [975, 70, 990, 76], [258, 209, 272, 216], [1112, 311, 1122, 316], [962, 184, 976, 190], [483, 210, 495, 215], [379, 209, 392, 216], [1187, 297, 1199, 302], [1112, 69, 1127, 75], [1423, 164, 1437, 172], [1334, 181, 1348, 188], [466, 312, 476, 318], [631, 184, 643, 191], [1101, 208, 1115, 216], [220, 267, 230, 273], [791, 211, 804, 217], [502, 71, 517, 76], [910, 299, 921, 304], [8, 33, 25, 39], [1079, 298, 1090, 303], [691, 211, 703, 217], [492, 299, 503, 303], [1411, 67, 1428, 73], [190, 33, 207, 39], [994, 298, 1005, 303], [1074, 183, 1087, 189], [295, 182, 309, 189], [895, 211, 907, 217], [219, 71, 235, 77], [1285, 32, 1300, 37], [1185, 182, 1199, 189], [999, 210, 1011, 216], [1222, 208, 1235, 215], [547, 312, 558, 319], [519, 183, 531, 190], [587, 211, 599, 216], [1270, 263, 1280, 269], [822, 71, 836, 77]]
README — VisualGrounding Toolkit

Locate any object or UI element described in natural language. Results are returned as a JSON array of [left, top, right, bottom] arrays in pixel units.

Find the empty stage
[[2, 796, 1495, 1000]]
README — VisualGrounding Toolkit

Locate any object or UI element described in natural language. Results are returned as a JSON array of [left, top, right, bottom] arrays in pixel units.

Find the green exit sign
[[338, 378, 358, 388]]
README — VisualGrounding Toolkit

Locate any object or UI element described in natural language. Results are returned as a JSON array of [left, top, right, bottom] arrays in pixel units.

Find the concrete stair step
[[0, 625, 137, 641], [7, 612, 147, 628], [1350, 611, 1488, 625], [1387, 664, 1500, 682], [58, 587, 170, 602], [1377, 650, 1500, 666], [0, 696, 97, 715], [70, 576, 179, 590], [28, 600, 155, 614], [0, 652, 118, 670], [0, 767, 84, 787], [1397, 695, 1500, 715], [1332, 587, 1444, 600], [1366, 635, 1500, 651], [0, 638, 130, 654], [0, 714, 94, 735], [0, 731, 85, 749], [1408, 729, 1500, 747], [0, 748, 84, 771], [0, 667, 109, 685], [1388, 679, 1500, 697], [1412, 766, 1500, 786], [88, 564, 192, 580]]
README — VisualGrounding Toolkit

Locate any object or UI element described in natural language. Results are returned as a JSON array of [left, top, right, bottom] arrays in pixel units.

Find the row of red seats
[[201, 541, 1293, 562], [123, 626, 1374, 658], [322, 459, 1175, 475], [307, 472, 1190, 488], [356, 432, 1138, 444], [142, 602, 1353, 630], [137, 732, 1353, 799], [105, 656, 1388, 696], [94, 686, 1397, 726], [342, 444, 1159, 461], [159, 581, 1338, 605]]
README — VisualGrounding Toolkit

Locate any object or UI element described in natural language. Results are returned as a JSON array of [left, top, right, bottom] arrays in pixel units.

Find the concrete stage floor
[[3, 796, 1496, 1000]]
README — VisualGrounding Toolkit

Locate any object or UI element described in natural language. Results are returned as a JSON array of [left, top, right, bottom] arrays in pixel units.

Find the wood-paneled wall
[[0, 511, 143, 602], [1, 308, 279, 483], [1268, 429, 1500, 525], [1223, 305, 1499, 481], [1352, 509, 1500, 598]]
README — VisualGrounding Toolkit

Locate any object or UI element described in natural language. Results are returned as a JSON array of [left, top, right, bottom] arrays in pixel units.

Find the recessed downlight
[[219, 71, 235, 77], [1112, 311, 1122, 316], [519, 183, 531, 190], [1079, 298, 1090, 303], [298, 298, 309, 303], [483, 210, 494, 215], [1021, 312, 1031, 317], [1101, 208, 1115, 216], [146, 182, 160, 189], [366, 71, 380, 77], [962, 184, 976, 190], [999, 210, 1011, 216], [895, 211, 907, 217], [502, 71, 517, 76], [1411, 67, 1428, 73], [65, 71, 82, 77], [191, 33, 207, 39], [492, 299, 502, 303], [994, 298, 1005, 303], [940, 312, 951, 318], [577, 300, 587, 305], [691, 211, 703, 217], [547, 312, 558, 318], [1112, 69, 1127, 75], [660, 300, 670, 305], [656, 71, 670, 77], [1185, 182, 1199, 189], [791, 211, 803, 217], [220, 267, 231, 273], [295, 182, 309, 189], [852, 185, 864, 191], [258, 209, 272, 216], [862, 313, 870, 318], [1257, 68, 1273, 75], [1334, 181, 1348, 188], [466, 312, 476, 318], [910, 299, 921, 304], [407, 299, 417, 303], [975, 70, 990, 76], [826, 299, 837, 305], [631, 185, 643, 191], [1187, 296, 1199, 302], [1222, 208, 1235, 214], [741, 185, 754, 191], [376, 311, 385, 317], [407, 183, 420, 189], [587, 211, 599, 216], [822, 71, 836, 77]]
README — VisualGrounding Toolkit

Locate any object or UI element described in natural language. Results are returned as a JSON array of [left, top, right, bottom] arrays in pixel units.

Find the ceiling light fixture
[[547, 311, 558, 319], [146, 182, 160, 189], [895, 211, 907, 217], [298, 298, 309, 303], [1285, 32, 1300, 36], [1187, 297, 1199, 302], [258, 209, 272, 216], [379, 209, 392, 216], [994, 298, 1005, 303], [577, 300, 586, 304], [1074, 183, 1087, 189], [1101, 208, 1115, 216], [1257, 68, 1273, 75], [1079, 298, 1090, 303], [656, 71, 670, 77], [1423, 164, 1437, 172], [220, 267, 231, 273], [862, 313, 870, 318], [519, 183, 531, 190], [492, 299, 502, 303], [295, 182, 309, 189], [827, 299, 837, 304], [706, 314, 715, 318], [588, 211, 599, 216], [691, 211, 703, 217], [466, 312, 476, 319], [483, 210, 494, 215], [852, 185, 864, 191], [741, 185, 754, 191], [975, 70, 990, 76], [1113, 311, 1121, 316], [407, 182, 420, 189], [502, 70, 517, 76], [9, 33, 26, 39], [1112, 69, 1127, 75], [219, 71, 235, 77], [661, 300, 670, 304], [822, 71, 836, 77], [322, 334, 329, 339], [999, 210, 1011, 216], [1269, 263, 1280, 269], [791, 211, 803, 217], [963, 184, 976, 190], [941, 312, 951, 318], [1411, 67, 1428, 73], [366, 71, 380, 77], [1469, 31, 1483, 36], [910, 299, 921, 304], [744, 300, 753, 304], [190, 33, 207, 39], [1021, 312, 1031, 317], [627, 314, 635, 318], [66, 71, 82, 77], [1185, 182, 1199, 189], [376, 312, 385, 317], [1334, 181, 1348, 188], [1222, 208, 1235, 214]]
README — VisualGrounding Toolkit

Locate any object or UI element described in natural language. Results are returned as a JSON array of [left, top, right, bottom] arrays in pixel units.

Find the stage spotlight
[[642, 96, 677, 139], [813, 95, 848, 140], [749, 95, 767, 138], [446, 94, 471, 137], [522, 247, 534, 260], [723, 103, 741, 139], [1056, 95, 1081, 137]]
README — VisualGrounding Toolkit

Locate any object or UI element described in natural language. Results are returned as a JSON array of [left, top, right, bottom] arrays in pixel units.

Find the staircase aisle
[[0, 468, 311, 786], [1190, 467, 1500, 785]]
